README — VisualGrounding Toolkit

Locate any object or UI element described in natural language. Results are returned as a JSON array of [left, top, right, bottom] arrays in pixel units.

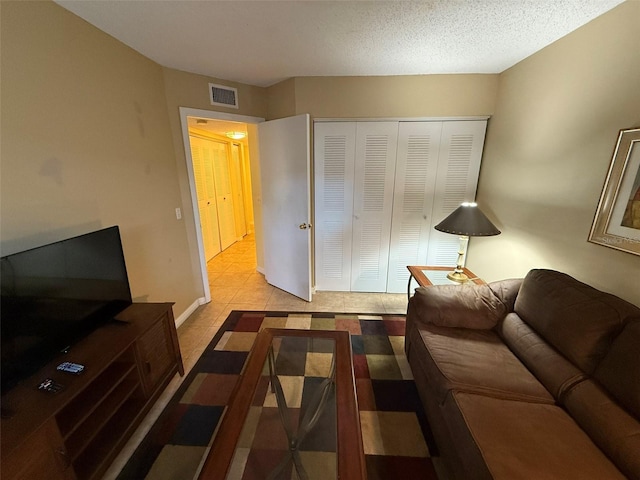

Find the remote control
[[57, 362, 85, 374], [38, 378, 63, 393]]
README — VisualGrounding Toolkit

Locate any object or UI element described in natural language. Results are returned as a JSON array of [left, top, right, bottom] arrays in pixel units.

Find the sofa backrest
[[498, 312, 586, 400], [488, 278, 522, 312], [593, 319, 640, 419], [513, 269, 639, 374]]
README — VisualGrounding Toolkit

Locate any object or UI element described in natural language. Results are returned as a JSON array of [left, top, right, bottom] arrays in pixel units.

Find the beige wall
[[161, 67, 267, 296], [267, 78, 297, 120], [0, 1, 198, 317], [472, 1, 640, 305], [4, 0, 637, 315], [162, 68, 267, 120], [293, 74, 499, 118]]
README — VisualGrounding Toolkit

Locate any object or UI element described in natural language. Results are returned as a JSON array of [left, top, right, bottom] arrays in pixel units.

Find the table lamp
[[434, 202, 501, 283]]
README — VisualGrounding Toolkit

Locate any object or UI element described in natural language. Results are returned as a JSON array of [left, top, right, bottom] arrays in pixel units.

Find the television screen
[[1, 226, 132, 394]]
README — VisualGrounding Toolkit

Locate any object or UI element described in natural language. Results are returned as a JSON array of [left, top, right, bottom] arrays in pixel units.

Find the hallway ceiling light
[[226, 131, 246, 140]]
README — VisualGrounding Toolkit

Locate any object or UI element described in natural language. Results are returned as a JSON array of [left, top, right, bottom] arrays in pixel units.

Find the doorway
[[179, 108, 265, 303], [188, 125, 251, 259], [180, 109, 313, 304]]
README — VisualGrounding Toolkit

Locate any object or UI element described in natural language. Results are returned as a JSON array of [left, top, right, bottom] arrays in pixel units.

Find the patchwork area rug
[[118, 311, 437, 479]]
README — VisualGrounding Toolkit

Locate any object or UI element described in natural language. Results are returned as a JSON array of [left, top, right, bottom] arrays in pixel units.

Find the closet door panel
[[386, 122, 443, 293], [427, 120, 487, 266], [230, 143, 247, 238], [190, 136, 222, 261], [211, 141, 237, 251], [351, 122, 399, 292], [314, 122, 356, 291]]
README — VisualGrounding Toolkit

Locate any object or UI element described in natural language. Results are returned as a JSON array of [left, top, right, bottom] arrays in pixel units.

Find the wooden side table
[[406, 266, 485, 299]]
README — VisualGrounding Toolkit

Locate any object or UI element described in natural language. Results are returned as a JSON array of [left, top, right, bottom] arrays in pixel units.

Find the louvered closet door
[[351, 122, 399, 292], [386, 122, 443, 293], [427, 120, 487, 266], [230, 143, 247, 238], [211, 141, 237, 251], [314, 122, 356, 291], [190, 136, 222, 261]]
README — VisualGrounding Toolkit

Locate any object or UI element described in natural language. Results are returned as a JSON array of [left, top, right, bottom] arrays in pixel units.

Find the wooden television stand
[[1, 302, 184, 480]]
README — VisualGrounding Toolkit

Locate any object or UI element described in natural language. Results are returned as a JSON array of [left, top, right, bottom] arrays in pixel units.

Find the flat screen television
[[1, 226, 132, 395]]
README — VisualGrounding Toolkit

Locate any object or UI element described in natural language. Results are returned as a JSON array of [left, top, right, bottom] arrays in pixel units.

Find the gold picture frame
[[588, 127, 640, 255]]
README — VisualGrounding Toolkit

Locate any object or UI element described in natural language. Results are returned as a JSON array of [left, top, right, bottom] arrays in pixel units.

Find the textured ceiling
[[56, 0, 624, 88]]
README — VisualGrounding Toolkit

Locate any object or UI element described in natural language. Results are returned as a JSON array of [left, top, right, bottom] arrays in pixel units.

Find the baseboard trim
[[174, 297, 206, 328]]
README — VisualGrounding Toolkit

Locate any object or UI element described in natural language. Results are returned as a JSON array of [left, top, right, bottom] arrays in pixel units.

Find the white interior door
[[351, 122, 399, 292], [314, 122, 356, 291], [427, 120, 488, 265], [258, 114, 312, 301], [386, 122, 443, 293], [211, 141, 237, 250], [190, 136, 221, 261], [240, 144, 255, 234], [230, 143, 247, 238]]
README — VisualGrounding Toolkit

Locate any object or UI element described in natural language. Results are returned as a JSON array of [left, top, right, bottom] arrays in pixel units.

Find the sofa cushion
[[410, 283, 508, 329], [443, 391, 627, 480], [563, 379, 640, 480], [409, 323, 553, 404], [513, 269, 638, 374], [498, 312, 585, 400], [593, 319, 640, 419]]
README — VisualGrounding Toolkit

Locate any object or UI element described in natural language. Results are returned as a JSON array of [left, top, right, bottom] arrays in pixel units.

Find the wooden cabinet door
[[136, 315, 173, 395], [2, 420, 74, 480]]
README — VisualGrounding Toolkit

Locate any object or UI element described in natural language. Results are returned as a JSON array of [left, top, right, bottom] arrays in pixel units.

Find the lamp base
[[446, 235, 470, 284], [447, 270, 469, 284]]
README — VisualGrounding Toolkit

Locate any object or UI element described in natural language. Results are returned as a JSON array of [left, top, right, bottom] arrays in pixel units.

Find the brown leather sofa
[[405, 269, 640, 479]]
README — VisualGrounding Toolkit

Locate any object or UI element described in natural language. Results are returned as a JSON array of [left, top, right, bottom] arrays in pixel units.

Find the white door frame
[[179, 107, 265, 303]]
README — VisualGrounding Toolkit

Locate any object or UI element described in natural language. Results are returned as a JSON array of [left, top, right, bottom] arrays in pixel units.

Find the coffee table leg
[[267, 346, 336, 480]]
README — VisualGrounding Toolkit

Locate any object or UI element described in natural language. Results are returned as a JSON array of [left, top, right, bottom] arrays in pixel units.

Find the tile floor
[[104, 233, 410, 479], [177, 233, 409, 372]]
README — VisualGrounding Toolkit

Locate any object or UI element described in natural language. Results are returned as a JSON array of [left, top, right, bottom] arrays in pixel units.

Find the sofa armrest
[[408, 282, 514, 330]]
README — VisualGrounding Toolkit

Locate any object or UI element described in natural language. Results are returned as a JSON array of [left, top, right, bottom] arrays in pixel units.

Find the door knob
[[299, 223, 312, 230]]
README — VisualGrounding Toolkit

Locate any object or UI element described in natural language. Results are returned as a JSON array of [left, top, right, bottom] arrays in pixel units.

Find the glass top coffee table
[[198, 328, 366, 480]]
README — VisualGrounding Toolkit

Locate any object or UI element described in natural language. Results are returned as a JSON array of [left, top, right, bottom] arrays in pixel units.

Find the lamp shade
[[434, 202, 500, 236]]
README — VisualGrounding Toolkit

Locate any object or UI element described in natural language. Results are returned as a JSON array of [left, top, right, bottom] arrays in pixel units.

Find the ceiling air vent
[[209, 83, 238, 109]]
